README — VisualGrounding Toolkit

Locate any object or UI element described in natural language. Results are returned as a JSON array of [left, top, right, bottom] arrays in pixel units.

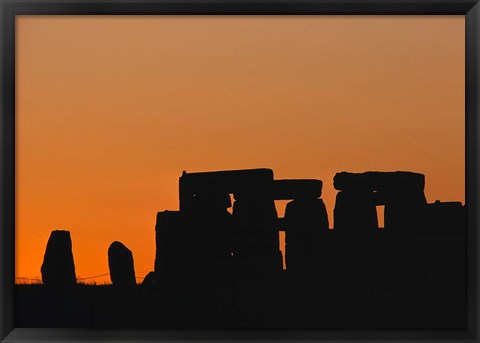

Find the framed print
[[1, 0, 479, 342]]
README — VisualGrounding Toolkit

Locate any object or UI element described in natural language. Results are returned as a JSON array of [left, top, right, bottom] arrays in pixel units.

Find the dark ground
[[15, 231, 465, 329]]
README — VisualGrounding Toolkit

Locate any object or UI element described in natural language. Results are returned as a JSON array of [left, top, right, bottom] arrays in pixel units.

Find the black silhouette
[[141, 271, 156, 287], [334, 171, 427, 231], [108, 241, 136, 289], [40, 230, 76, 288], [284, 196, 329, 271], [16, 168, 465, 329]]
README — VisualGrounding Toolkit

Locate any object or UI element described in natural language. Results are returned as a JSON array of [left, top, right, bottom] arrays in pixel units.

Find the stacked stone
[[179, 168, 274, 213], [178, 168, 282, 275], [333, 171, 426, 232]]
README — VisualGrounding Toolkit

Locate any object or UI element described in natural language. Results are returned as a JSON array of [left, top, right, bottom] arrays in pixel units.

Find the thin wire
[[15, 277, 42, 282], [78, 273, 149, 280], [16, 272, 149, 282], [76, 273, 110, 280]]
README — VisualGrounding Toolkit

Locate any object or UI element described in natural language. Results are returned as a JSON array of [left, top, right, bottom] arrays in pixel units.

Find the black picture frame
[[1, 1, 479, 342]]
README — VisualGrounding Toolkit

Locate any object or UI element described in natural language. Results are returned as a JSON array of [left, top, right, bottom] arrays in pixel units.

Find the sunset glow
[[16, 16, 465, 283]]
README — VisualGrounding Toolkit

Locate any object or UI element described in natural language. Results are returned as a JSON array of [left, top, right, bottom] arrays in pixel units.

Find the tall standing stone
[[41, 230, 77, 288], [284, 198, 329, 270], [108, 241, 136, 288]]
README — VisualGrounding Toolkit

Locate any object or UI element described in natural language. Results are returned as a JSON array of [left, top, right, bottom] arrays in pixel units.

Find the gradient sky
[[16, 15, 465, 283]]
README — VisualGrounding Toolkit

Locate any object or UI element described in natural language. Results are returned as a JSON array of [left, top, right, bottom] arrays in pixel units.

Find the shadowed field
[[16, 231, 465, 329]]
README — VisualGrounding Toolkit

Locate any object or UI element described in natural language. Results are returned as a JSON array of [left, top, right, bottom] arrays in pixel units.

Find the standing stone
[[41, 230, 76, 288], [334, 190, 378, 232], [108, 241, 136, 288], [155, 211, 183, 277], [232, 191, 283, 273], [141, 271, 156, 288], [284, 198, 329, 231], [284, 198, 329, 270]]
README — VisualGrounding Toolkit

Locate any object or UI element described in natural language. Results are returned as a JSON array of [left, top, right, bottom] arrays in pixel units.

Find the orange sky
[[16, 16, 465, 283]]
